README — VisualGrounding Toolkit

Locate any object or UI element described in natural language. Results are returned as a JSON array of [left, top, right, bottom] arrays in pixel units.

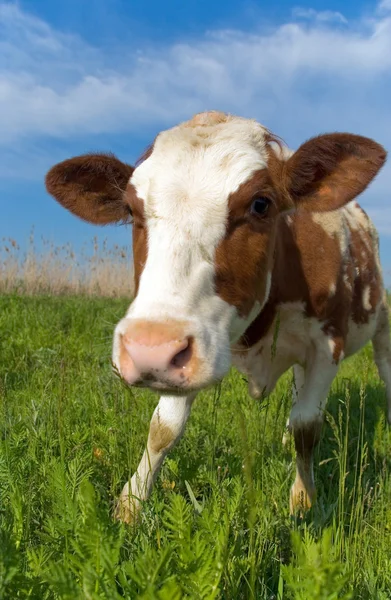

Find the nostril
[[170, 337, 192, 369]]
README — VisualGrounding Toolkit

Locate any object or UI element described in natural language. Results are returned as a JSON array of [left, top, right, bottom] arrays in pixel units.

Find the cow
[[45, 110, 389, 523]]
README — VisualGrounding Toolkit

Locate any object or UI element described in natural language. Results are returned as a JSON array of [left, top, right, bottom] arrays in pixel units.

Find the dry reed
[[0, 231, 134, 297]]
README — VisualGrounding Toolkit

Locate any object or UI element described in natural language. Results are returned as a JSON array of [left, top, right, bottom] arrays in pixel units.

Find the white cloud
[[1, 0, 391, 146], [0, 0, 391, 241], [378, 0, 391, 13], [292, 8, 347, 24]]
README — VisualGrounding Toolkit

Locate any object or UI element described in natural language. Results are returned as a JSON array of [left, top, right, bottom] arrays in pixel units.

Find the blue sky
[[1, 0, 391, 277]]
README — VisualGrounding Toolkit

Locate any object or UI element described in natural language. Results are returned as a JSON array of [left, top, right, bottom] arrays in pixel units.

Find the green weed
[[1, 295, 391, 598]]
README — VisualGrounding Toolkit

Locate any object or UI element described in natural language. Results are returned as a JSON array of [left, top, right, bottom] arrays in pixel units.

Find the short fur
[[45, 111, 388, 522]]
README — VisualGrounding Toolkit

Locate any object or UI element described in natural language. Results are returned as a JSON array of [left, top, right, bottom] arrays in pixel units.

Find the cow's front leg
[[290, 419, 323, 514], [116, 394, 195, 523], [282, 364, 305, 446], [288, 353, 339, 515]]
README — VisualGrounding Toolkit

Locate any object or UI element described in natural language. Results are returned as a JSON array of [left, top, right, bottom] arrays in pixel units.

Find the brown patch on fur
[[132, 224, 147, 297], [323, 327, 345, 363], [348, 216, 382, 325], [224, 134, 386, 348], [216, 132, 385, 329], [149, 415, 176, 454], [214, 168, 281, 317], [290, 421, 322, 514], [293, 421, 322, 456], [333, 338, 344, 363], [239, 301, 278, 348], [125, 184, 147, 296], [239, 194, 384, 352], [45, 153, 133, 225], [289, 213, 348, 316], [239, 211, 351, 348]]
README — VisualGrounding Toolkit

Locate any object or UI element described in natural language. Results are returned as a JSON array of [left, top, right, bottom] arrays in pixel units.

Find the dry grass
[[0, 231, 134, 297]]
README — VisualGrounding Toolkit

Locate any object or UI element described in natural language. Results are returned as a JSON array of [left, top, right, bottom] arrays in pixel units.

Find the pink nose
[[118, 321, 195, 388]]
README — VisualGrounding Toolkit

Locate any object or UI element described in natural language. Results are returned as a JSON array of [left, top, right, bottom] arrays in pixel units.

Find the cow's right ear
[[45, 154, 134, 225]]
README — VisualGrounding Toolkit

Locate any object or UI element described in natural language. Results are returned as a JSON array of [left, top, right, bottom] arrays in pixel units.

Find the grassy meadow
[[1, 275, 391, 597]]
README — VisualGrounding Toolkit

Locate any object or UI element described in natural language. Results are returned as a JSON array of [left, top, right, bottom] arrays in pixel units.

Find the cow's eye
[[250, 197, 271, 217]]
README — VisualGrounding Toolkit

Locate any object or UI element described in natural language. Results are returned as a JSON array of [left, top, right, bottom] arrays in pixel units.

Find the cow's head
[[46, 111, 386, 394]]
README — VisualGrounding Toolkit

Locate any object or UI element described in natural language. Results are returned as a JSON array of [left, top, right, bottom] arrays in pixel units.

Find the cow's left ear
[[45, 153, 134, 225], [284, 133, 387, 212]]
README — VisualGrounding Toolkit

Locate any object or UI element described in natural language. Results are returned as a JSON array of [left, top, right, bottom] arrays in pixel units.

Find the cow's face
[[46, 111, 386, 394]]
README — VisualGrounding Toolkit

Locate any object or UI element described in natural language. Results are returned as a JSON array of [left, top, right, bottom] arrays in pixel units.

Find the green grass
[[1, 295, 391, 599]]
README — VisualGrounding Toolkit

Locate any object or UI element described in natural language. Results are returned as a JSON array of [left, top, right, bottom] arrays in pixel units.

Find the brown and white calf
[[45, 111, 390, 521]]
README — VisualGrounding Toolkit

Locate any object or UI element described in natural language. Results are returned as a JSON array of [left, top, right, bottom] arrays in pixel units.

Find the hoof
[[289, 483, 316, 517], [114, 492, 142, 524]]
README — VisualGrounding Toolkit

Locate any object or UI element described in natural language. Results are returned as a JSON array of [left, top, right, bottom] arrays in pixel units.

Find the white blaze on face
[[117, 113, 273, 381]]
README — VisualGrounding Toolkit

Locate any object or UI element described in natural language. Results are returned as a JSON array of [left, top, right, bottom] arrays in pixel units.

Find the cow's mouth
[[119, 371, 221, 396], [124, 372, 193, 394]]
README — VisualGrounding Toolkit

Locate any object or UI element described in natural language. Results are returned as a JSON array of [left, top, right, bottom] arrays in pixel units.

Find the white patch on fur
[[312, 208, 350, 258], [235, 295, 381, 424], [234, 301, 342, 423], [362, 285, 372, 311], [289, 395, 326, 427], [311, 201, 376, 266], [345, 311, 379, 357], [327, 336, 344, 362], [329, 282, 336, 297], [312, 211, 340, 236], [114, 114, 272, 384], [288, 335, 338, 427], [344, 201, 369, 231], [327, 338, 336, 357], [343, 273, 353, 292], [233, 302, 309, 397], [272, 145, 294, 161], [344, 202, 376, 258]]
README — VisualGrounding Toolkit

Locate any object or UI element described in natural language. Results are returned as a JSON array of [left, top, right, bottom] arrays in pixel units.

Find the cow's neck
[[237, 215, 299, 349]]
